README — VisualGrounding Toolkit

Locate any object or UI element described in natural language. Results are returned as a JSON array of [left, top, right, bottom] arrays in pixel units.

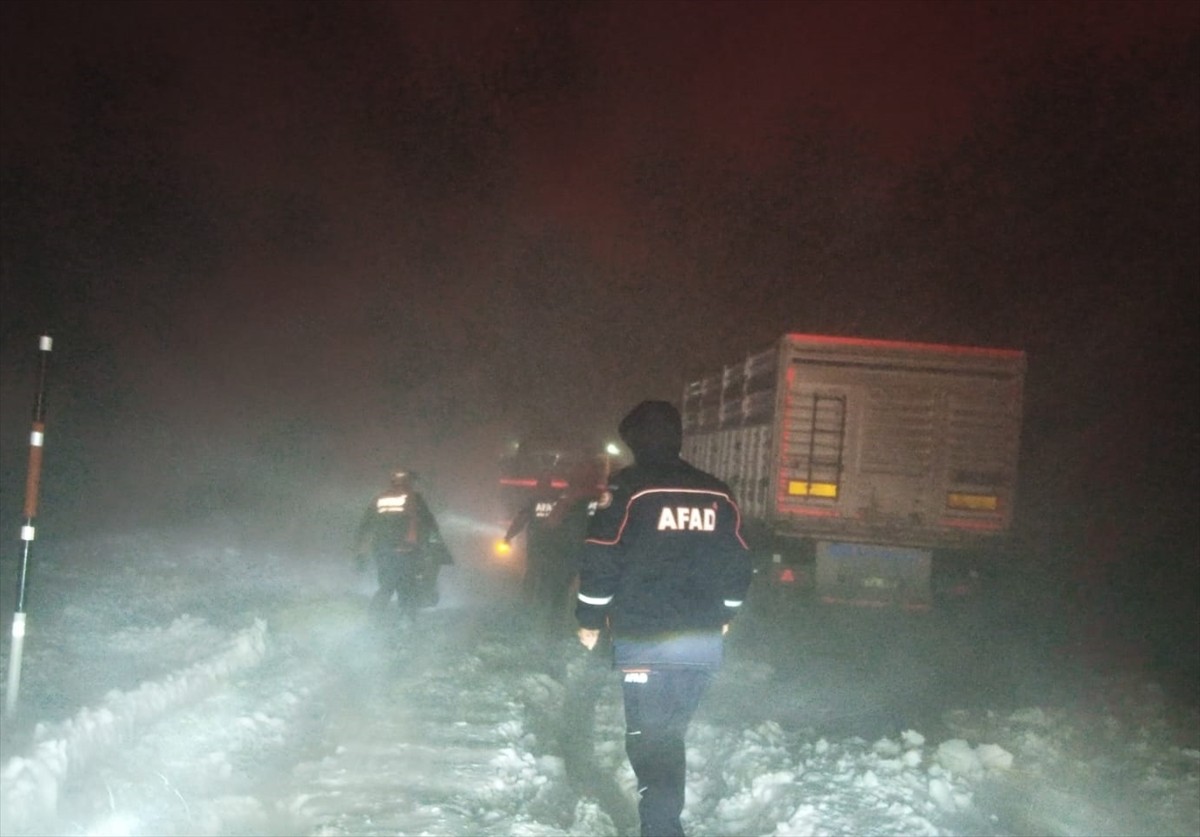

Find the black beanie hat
[[618, 400, 682, 462]]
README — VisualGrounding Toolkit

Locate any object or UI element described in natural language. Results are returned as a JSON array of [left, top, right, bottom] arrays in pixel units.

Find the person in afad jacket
[[575, 401, 752, 837], [354, 469, 451, 618], [503, 474, 568, 605], [505, 458, 603, 634]]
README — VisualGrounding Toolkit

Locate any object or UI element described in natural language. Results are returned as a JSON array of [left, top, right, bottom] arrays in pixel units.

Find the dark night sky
[[1, 0, 1197, 581]]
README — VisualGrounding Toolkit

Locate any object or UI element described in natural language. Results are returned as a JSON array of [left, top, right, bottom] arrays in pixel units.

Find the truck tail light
[[946, 492, 999, 511]]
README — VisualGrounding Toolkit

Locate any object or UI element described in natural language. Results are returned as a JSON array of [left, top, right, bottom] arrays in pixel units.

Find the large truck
[[681, 333, 1026, 610]]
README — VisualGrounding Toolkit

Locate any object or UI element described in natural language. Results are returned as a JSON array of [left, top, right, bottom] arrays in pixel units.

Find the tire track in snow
[[278, 606, 590, 835]]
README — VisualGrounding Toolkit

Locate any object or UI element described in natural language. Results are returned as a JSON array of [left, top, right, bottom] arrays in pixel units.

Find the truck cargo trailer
[[681, 333, 1026, 610]]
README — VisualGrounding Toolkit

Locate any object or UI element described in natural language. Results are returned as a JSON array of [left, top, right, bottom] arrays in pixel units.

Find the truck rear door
[[772, 334, 1024, 550]]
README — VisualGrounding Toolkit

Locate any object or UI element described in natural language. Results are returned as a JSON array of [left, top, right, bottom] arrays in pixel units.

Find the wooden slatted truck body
[[680, 333, 1026, 610]]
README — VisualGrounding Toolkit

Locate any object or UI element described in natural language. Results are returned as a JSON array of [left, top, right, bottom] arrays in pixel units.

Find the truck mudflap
[[815, 541, 932, 611]]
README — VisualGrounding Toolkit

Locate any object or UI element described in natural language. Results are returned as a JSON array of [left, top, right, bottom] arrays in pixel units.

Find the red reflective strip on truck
[[499, 477, 569, 489], [775, 368, 796, 508], [786, 333, 1024, 359]]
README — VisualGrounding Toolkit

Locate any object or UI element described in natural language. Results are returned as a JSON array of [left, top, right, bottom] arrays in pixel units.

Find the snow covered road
[[1, 531, 1196, 836]]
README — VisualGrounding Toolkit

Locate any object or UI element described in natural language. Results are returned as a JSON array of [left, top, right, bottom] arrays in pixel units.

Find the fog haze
[[1, 1, 1197, 693]]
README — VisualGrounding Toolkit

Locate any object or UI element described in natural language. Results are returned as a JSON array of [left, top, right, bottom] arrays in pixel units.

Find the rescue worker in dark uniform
[[504, 459, 603, 634], [354, 469, 452, 619], [503, 475, 566, 606], [576, 401, 752, 837]]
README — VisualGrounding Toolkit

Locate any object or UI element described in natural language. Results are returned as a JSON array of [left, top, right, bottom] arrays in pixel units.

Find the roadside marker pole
[[6, 334, 52, 718]]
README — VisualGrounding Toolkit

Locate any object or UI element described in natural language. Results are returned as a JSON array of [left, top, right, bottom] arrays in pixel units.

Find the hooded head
[[618, 400, 682, 464]]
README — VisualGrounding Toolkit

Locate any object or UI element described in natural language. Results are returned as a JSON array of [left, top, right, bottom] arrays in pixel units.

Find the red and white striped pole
[[6, 334, 52, 718]]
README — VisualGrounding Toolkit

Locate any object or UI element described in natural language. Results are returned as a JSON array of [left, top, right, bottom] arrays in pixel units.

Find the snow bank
[[684, 721, 1014, 836], [0, 619, 269, 835]]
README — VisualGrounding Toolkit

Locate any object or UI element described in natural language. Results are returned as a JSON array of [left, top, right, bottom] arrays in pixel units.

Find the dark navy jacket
[[576, 456, 752, 669]]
